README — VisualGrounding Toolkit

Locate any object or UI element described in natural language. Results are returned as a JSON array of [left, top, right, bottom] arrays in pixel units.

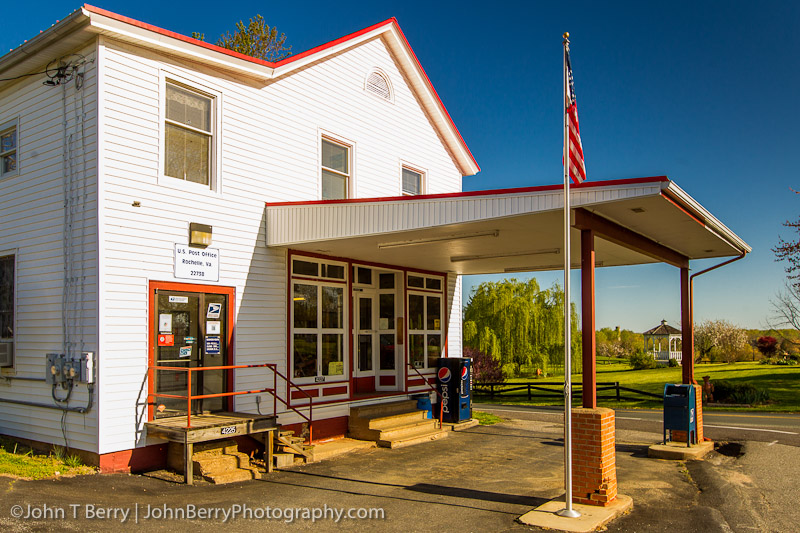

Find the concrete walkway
[[1, 415, 796, 532]]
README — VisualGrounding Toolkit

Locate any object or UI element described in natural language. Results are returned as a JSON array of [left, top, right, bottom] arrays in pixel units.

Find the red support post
[[681, 266, 694, 384], [581, 229, 597, 408]]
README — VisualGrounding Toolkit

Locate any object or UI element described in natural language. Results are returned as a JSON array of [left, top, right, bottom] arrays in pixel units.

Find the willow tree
[[463, 278, 581, 375]]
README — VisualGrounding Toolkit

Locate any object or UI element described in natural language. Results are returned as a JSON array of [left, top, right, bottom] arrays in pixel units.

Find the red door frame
[[147, 280, 236, 421]]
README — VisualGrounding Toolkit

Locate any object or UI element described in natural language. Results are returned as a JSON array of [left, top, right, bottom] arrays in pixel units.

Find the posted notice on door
[[174, 244, 220, 282]]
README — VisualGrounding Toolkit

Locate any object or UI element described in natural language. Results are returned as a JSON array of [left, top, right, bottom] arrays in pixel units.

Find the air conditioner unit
[[0, 341, 13, 368]]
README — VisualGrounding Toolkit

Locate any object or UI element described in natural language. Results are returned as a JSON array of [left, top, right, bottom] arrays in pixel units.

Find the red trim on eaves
[[80, 5, 478, 175], [271, 18, 397, 68], [83, 4, 275, 67], [266, 176, 670, 207], [83, 5, 397, 69], [388, 21, 480, 172]]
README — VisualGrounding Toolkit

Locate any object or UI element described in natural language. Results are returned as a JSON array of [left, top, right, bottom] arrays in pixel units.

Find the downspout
[[688, 252, 748, 369]]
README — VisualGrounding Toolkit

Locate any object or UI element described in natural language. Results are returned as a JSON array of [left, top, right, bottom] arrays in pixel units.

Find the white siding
[[96, 34, 463, 453], [447, 274, 462, 358], [0, 42, 99, 452]]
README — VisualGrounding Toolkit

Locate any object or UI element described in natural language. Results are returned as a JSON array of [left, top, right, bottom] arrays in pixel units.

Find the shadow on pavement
[[264, 469, 546, 513]]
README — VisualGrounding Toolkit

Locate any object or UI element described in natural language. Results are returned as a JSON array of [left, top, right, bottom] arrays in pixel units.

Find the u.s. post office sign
[[174, 244, 220, 282]]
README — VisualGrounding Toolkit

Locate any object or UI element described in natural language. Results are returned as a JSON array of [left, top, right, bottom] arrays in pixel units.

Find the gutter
[[663, 181, 752, 255], [0, 9, 89, 88]]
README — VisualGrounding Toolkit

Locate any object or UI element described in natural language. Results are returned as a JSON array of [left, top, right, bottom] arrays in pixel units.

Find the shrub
[[668, 358, 679, 368], [712, 380, 770, 405], [628, 349, 657, 370], [501, 363, 519, 380], [465, 347, 504, 384], [756, 336, 779, 357]]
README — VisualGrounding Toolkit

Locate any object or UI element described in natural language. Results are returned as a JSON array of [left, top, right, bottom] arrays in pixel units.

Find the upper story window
[[402, 167, 424, 196], [165, 82, 213, 186], [321, 138, 350, 200], [0, 122, 17, 177]]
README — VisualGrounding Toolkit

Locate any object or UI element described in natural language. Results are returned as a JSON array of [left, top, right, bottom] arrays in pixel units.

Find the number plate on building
[[220, 426, 236, 435]]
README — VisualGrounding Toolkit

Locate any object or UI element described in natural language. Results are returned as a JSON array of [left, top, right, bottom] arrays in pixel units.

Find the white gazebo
[[643, 319, 682, 363]]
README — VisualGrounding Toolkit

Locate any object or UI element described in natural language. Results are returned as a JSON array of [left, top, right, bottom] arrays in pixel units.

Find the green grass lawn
[[475, 362, 800, 412], [0, 437, 96, 480]]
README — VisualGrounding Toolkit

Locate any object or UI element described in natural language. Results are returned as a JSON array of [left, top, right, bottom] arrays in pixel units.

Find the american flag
[[565, 45, 586, 183]]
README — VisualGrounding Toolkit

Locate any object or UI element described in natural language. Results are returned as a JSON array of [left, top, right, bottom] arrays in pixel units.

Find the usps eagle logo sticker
[[438, 367, 452, 383]]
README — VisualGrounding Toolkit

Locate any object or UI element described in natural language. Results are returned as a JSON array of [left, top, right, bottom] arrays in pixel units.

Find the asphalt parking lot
[[1, 414, 797, 532]]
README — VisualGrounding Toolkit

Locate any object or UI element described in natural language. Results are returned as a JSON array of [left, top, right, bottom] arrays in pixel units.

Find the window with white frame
[[291, 257, 347, 381], [401, 167, 423, 196], [164, 82, 214, 186], [321, 138, 350, 200], [0, 122, 17, 177], [407, 274, 443, 369]]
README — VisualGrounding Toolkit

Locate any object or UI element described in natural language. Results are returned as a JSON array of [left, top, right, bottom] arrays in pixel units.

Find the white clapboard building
[[0, 5, 749, 472]]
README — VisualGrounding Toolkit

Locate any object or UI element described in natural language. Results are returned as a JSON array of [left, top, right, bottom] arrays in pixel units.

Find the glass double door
[[354, 289, 399, 391], [153, 290, 228, 418]]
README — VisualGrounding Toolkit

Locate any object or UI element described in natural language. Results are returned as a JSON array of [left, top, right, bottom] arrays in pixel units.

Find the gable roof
[[643, 320, 682, 336], [0, 4, 480, 176]]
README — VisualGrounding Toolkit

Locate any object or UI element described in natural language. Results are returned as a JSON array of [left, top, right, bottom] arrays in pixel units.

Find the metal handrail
[[149, 363, 314, 443], [407, 363, 444, 429]]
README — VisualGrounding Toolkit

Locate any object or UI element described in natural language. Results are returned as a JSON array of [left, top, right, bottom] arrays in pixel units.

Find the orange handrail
[[149, 363, 313, 443], [407, 363, 444, 429]]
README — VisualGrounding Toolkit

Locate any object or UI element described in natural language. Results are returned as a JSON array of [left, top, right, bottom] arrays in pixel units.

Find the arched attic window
[[364, 69, 393, 102]]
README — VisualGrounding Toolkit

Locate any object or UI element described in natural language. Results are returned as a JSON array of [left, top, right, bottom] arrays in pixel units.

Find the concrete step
[[205, 469, 258, 484], [377, 419, 439, 441], [350, 400, 418, 420], [361, 410, 428, 430], [194, 451, 251, 475], [311, 438, 377, 462], [378, 428, 449, 449]]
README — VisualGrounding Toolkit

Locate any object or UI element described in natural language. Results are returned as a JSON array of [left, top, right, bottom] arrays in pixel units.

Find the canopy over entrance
[[265, 177, 750, 273]]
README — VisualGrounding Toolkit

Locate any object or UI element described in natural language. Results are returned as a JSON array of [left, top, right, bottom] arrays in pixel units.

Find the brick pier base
[[670, 384, 704, 444], [572, 407, 617, 506]]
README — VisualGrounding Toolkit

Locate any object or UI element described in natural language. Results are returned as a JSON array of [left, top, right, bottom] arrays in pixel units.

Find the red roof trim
[[266, 176, 669, 207], [271, 18, 397, 68], [388, 22, 480, 172], [83, 4, 275, 67], [80, 5, 478, 174]]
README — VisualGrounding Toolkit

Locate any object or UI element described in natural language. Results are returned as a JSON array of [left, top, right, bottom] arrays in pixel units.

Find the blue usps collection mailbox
[[663, 384, 697, 447]]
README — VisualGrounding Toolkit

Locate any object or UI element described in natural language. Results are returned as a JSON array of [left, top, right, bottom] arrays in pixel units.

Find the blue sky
[[3, 1, 798, 331]]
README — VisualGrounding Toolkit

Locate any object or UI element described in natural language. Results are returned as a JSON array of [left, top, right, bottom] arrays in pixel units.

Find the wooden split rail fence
[[474, 381, 663, 402]]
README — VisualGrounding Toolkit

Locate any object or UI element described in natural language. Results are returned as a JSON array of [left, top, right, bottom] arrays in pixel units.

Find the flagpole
[[557, 31, 580, 519]]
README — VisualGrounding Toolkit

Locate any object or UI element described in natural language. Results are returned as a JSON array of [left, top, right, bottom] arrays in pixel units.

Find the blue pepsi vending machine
[[437, 357, 472, 423]]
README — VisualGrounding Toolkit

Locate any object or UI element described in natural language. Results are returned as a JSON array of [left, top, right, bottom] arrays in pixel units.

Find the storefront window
[[291, 257, 347, 381], [407, 274, 444, 371]]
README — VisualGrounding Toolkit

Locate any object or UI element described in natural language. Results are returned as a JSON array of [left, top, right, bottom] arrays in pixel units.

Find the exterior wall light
[[189, 223, 212, 248]]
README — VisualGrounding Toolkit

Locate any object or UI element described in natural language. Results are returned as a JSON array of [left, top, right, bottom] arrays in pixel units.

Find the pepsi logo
[[461, 366, 468, 380], [438, 367, 452, 383]]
